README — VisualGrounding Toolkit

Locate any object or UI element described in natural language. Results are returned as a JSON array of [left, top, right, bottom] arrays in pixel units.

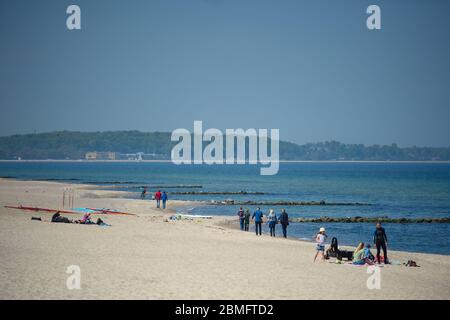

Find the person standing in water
[[237, 207, 245, 231], [154, 190, 162, 208], [279, 209, 289, 238], [314, 227, 327, 262], [140, 187, 147, 200], [267, 209, 277, 237], [244, 209, 251, 231], [373, 222, 389, 264], [252, 207, 264, 236], [161, 191, 168, 209]]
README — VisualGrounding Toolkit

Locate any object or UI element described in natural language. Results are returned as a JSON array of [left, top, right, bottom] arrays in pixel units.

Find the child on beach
[[314, 227, 327, 262]]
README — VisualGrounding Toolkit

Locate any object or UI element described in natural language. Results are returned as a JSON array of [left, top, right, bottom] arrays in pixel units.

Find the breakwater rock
[[170, 191, 265, 195], [290, 216, 450, 223], [208, 200, 371, 206]]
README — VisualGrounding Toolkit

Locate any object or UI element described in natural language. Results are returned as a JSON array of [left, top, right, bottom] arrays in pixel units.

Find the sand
[[0, 178, 449, 300]]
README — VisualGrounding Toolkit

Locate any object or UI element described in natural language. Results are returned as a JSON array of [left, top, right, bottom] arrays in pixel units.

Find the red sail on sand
[[4, 205, 135, 216], [86, 208, 136, 216]]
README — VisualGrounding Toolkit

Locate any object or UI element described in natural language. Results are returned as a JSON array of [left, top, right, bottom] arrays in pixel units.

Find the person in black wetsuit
[[373, 222, 389, 264]]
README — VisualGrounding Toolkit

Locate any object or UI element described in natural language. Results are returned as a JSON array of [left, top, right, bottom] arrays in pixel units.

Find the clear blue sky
[[1, 0, 449, 147]]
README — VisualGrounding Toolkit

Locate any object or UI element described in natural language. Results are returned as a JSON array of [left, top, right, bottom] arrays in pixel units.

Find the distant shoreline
[[1, 159, 450, 164]]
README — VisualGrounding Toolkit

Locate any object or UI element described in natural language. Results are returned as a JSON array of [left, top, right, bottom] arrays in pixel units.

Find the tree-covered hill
[[0, 131, 449, 161]]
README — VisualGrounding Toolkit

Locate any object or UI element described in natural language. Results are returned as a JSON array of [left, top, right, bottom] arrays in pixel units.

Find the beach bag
[[339, 250, 354, 261], [405, 260, 420, 267]]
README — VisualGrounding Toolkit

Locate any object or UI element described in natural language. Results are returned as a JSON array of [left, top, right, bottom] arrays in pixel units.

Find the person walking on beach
[[161, 191, 168, 209], [373, 222, 389, 264], [140, 187, 147, 200], [154, 190, 162, 208], [279, 208, 289, 238], [244, 209, 251, 231], [314, 227, 327, 262], [237, 207, 245, 231], [267, 209, 277, 237], [252, 207, 264, 236]]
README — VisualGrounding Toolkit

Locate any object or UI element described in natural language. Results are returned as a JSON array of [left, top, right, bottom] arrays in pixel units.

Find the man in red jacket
[[154, 190, 162, 208]]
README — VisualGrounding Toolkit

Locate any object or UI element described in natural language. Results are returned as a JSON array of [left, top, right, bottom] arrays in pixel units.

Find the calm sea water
[[1, 161, 449, 255]]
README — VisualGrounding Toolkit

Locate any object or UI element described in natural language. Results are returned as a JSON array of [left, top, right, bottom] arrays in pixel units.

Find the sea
[[1, 161, 449, 255]]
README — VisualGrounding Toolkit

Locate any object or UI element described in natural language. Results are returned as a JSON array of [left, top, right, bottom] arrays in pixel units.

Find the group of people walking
[[141, 187, 169, 209], [237, 207, 290, 238]]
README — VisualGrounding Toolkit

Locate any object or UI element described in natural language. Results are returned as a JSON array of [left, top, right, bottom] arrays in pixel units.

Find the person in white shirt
[[314, 227, 328, 262]]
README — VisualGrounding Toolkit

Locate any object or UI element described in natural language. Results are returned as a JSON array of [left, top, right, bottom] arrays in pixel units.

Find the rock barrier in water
[[290, 216, 450, 223], [170, 191, 265, 195], [208, 200, 371, 206]]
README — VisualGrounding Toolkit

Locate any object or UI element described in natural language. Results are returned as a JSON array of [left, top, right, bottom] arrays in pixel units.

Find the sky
[[0, 0, 449, 147]]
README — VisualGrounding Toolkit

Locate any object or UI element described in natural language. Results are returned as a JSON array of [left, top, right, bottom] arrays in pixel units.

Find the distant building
[[85, 152, 117, 160], [118, 152, 168, 160]]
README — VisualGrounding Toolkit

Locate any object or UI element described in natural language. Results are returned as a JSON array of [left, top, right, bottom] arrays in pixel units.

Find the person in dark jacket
[[244, 209, 251, 231], [373, 222, 389, 264], [279, 209, 289, 238], [161, 191, 168, 209], [252, 207, 264, 236], [237, 207, 245, 231], [51, 211, 72, 223], [140, 187, 147, 200]]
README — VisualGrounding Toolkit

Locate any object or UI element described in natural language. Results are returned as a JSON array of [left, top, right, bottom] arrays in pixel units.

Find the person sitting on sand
[[363, 244, 375, 265], [353, 243, 375, 265], [267, 209, 277, 237], [161, 191, 168, 209], [352, 242, 366, 264], [244, 209, 251, 231], [278, 209, 289, 238], [252, 207, 264, 236], [78, 212, 95, 224], [51, 211, 72, 223], [314, 227, 327, 262]]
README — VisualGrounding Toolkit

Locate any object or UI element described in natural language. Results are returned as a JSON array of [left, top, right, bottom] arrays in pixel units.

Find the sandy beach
[[0, 178, 449, 300]]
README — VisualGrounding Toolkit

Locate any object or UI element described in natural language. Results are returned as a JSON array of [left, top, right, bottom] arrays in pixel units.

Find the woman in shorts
[[314, 227, 327, 262]]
